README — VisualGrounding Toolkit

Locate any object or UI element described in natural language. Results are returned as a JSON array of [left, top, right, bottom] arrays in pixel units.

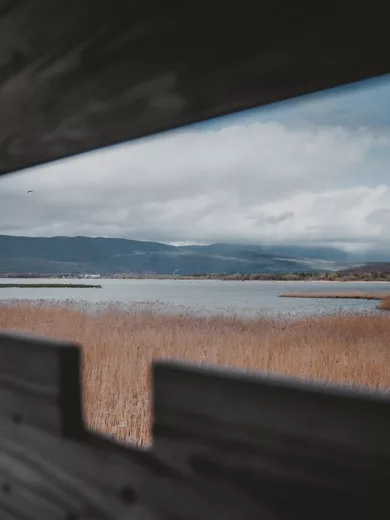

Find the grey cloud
[[255, 212, 295, 225], [366, 208, 390, 227], [0, 119, 389, 247]]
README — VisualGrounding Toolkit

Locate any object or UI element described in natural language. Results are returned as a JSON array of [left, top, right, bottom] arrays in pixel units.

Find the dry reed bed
[[1, 303, 390, 446]]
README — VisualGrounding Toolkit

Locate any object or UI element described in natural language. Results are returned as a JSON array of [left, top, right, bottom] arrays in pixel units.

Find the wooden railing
[[1, 331, 390, 519]]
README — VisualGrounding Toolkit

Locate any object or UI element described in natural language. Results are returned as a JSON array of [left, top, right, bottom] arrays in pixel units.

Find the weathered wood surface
[[0, 1, 389, 176], [1, 332, 390, 519]]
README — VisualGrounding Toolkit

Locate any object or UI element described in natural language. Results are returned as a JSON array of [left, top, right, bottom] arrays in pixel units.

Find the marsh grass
[[1, 302, 390, 446]]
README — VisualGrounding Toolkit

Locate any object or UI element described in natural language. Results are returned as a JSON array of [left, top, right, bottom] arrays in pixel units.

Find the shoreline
[[2, 276, 390, 284], [0, 296, 386, 319]]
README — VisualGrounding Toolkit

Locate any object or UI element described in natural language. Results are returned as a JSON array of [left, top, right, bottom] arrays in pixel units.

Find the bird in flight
[[27, 190, 33, 193]]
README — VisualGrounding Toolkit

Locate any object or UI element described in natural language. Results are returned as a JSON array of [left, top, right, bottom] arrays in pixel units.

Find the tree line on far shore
[[186, 271, 390, 282], [2, 271, 390, 282]]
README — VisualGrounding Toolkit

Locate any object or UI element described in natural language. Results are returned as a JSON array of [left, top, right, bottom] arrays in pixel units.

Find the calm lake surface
[[1, 278, 389, 318]]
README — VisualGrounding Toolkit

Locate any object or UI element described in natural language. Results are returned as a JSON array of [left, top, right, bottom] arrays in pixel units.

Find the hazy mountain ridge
[[0, 235, 384, 275], [338, 262, 390, 275]]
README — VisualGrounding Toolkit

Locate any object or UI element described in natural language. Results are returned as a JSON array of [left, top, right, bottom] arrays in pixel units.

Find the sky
[[1, 74, 390, 253]]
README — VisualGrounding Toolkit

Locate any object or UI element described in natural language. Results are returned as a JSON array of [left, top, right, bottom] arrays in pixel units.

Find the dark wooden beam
[[0, 1, 389, 176]]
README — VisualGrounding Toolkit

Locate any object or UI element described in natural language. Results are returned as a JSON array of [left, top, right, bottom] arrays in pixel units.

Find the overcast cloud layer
[[1, 75, 390, 252]]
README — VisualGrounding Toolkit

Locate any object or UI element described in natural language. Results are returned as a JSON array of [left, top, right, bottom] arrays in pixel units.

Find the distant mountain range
[[0, 235, 387, 275], [338, 262, 390, 275]]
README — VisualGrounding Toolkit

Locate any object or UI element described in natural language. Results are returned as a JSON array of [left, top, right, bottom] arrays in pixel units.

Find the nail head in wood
[[1, 483, 11, 494], [121, 486, 136, 505], [11, 413, 22, 424]]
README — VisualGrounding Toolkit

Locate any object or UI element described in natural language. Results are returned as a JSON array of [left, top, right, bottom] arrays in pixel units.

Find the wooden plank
[[0, 418, 271, 520], [0, 1, 389, 176], [153, 362, 390, 454], [0, 419, 162, 520], [0, 332, 84, 436], [153, 362, 390, 518], [0, 416, 276, 520], [2, 331, 390, 518], [0, 332, 264, 519]]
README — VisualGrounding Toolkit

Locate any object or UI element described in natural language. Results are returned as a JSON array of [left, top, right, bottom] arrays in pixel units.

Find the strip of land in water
[[279, 291, 390, 300], [279, 291, 390, 310], [0, 283, 101, 288]]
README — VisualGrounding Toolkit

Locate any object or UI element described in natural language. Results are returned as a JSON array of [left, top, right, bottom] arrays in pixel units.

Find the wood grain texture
[[0, 332, 84, 436], [0, 417, 273, 520], [0, 331, 266, 519], [0, 1, 389, 176], [153, 362, 390, 518], [2, 332, 390, 518]]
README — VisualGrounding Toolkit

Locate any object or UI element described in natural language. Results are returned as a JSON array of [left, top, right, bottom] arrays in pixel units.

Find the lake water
[[1, 278, 389, 318]]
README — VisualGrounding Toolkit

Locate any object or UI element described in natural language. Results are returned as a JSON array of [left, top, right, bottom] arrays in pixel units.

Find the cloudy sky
[[1, 74, 390, 252]]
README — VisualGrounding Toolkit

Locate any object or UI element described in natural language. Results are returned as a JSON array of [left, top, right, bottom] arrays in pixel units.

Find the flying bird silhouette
[[27, 190, 33, 193]]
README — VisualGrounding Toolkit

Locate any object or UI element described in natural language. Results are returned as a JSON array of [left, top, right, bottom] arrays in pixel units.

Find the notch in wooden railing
[[2, 331, 390, 519]]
